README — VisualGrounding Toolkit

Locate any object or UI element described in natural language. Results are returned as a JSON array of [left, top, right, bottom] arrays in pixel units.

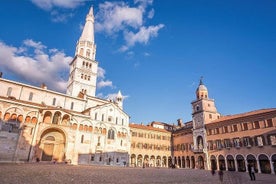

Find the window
[[86, 49, 91, 57], [242, 123, 248, 131], [209, 114, 212, 119], [208, 141, 213, 150], [268, 134, 276, 146], [28, 92, 33, 101], [254, 121, 260, 129], [108, 129, 115, 139], [91, 154, 95, 161], [116, 117, 118, 124], [108, 116, 112, 122], [232, 124, 238, 132], [80, 48, 84, 56], [70, 102, 74, 110], [223, 126, 228, 133], [255, 135, 264, 146], [94, 113, 97, 120], [7, 87, 12, 96], [266, 119, 273, 127], [122, 119, 124, 125], [101, 114, 104, 121], [233, 138, 240, 147], [81, 135, 84, 143], [215, 140, 222, 149], [224, 139, 231, 148], [52, 98, 56, 106], [81, 74, 84, 79], [215, 127, 220, 134], [243, 137, 252, 147], [196, 105, 200, 111]]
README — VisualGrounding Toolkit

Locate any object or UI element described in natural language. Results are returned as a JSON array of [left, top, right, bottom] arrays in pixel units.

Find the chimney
[[177, 118, 183, 127]]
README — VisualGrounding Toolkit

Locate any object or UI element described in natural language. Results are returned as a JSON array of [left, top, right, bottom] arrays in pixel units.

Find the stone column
[[270, 160, 275, 174], [257, 159, 261, 173]]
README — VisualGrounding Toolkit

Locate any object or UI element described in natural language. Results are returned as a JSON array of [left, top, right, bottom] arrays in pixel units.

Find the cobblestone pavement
[[0, 163, 275, 184]]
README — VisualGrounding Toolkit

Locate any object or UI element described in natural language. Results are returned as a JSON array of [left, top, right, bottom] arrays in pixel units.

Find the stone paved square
[[0, 163, 275, 184]]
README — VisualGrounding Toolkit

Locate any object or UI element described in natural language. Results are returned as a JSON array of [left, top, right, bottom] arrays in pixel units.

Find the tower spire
[[67, 7, 98, 97], [80, 6, 95, 44]]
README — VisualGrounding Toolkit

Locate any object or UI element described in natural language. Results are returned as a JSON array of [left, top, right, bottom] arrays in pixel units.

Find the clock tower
[[191, 78, 220, 152], [67, 7, 98, 97]]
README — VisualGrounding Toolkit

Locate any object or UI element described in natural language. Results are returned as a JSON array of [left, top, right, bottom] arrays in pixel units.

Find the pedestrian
[[211, 165, 216, 176], [250, 164, 256, 181], [218, 166, 223, 183], [247, 163, 256, 181]]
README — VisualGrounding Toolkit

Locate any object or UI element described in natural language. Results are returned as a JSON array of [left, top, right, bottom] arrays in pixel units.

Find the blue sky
[[0, 0, 276, 124]]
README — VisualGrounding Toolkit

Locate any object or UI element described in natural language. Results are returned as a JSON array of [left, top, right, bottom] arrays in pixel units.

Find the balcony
[[193, 148, 203, 154]]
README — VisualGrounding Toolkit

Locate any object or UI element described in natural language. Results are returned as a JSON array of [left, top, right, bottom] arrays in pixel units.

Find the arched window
[[80, 48, 84, 56], [81, 74, 84, 79], [95, 113, 97, 120], [89, 63, 92, 68], [83, 61, 85, 66], [52, 112, 61, 124], [7, 87, 12, 96], [86, 49, 90, 57], [108, 129, 115, 139]]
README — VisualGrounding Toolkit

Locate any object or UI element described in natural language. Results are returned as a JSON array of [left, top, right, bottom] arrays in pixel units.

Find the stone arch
[[162, 156, 167, 167], [198, 155, 204, 169], [150, 155, 155, 167], [61, 114, 70, 125], [156, 156, 161, 167], [144, 155, 149, 167], [197, 135, 204, 149], [37, 128, 66, 162], [210, 155, 217, 170], [131, 154, 136, 167], [137, 154, 143, 167], [191, 156, 195, 169], [258, 154, 271, 174], [247, 154, 257, 172], [181, 156, 185, 168], [227, 155, 235, 171], [43, 111, 52, 124], [271, 154, 276, 174], [236, 154, 246, 172], [218, 155, 226, 170], [186, 156, 190, 168], [52, 111, 61, 124]]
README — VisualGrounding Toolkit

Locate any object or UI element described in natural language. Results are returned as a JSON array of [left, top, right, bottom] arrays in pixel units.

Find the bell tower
[[67, 7, 98, 97], [191, 78, 220, 153]]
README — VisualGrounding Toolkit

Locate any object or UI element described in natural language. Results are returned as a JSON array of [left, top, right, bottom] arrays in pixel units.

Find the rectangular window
[[233, 138, 240, 147], [233, 124, 238, 132], [223, 126, 228, 133], [122, 119, 124, 125], [95, 113, 97, 120], [70, 102, 74, 110], [102, 114, 104, 121], [215, 140, 222, 149], [52, 98, 56, 106], [215, 127, 220, 134], [269, 135, 276, 146], [243, 123, 248, 131], [254, 121, 260, 129], [255, 136, 264, 146], [28, 92, 33, 101], [209, 114, 212, 119], [208, 141, 213, 150], [243, 137, 252, 147], [266, 119, 273, 127], [224, 139, 231, 148], [116, 117, 118, 124]]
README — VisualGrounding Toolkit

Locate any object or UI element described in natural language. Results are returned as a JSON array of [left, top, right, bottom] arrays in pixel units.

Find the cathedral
[[0, 7, 130, 166]]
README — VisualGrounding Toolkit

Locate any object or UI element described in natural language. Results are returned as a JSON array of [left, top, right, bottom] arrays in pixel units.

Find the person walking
[[247, 163, 256, 181], [218, 165, 224, 183]]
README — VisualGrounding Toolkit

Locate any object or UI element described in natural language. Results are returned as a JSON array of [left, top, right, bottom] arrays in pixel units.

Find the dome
[[197, 84, 208, 92]]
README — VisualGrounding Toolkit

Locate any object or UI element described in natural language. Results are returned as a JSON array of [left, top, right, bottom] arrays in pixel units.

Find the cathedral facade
[[0, 7, 130, 166]]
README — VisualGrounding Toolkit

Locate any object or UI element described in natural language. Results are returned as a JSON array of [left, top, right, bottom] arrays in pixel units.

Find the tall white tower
[[67, 7, 98, 97], [191, 78, 220, 153], [115, 90, 123, 109]]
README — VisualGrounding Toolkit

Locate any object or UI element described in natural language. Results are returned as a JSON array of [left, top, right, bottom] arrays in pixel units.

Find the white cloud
[[97, 80, 113, 89], [96, 67, 114, 89], [124, 24, 164, 49], [0, 40, 72, 92], [31, 0, 83, 10], [51, 10, 74, 23], [95, 1, 143, 34], [97, 92, 129, 101], [95, 0, 164, 52]]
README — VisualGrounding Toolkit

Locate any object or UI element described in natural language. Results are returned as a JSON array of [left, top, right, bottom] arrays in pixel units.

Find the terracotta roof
[[209, 108, 276, 125], [129, 123, 171, 133]]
